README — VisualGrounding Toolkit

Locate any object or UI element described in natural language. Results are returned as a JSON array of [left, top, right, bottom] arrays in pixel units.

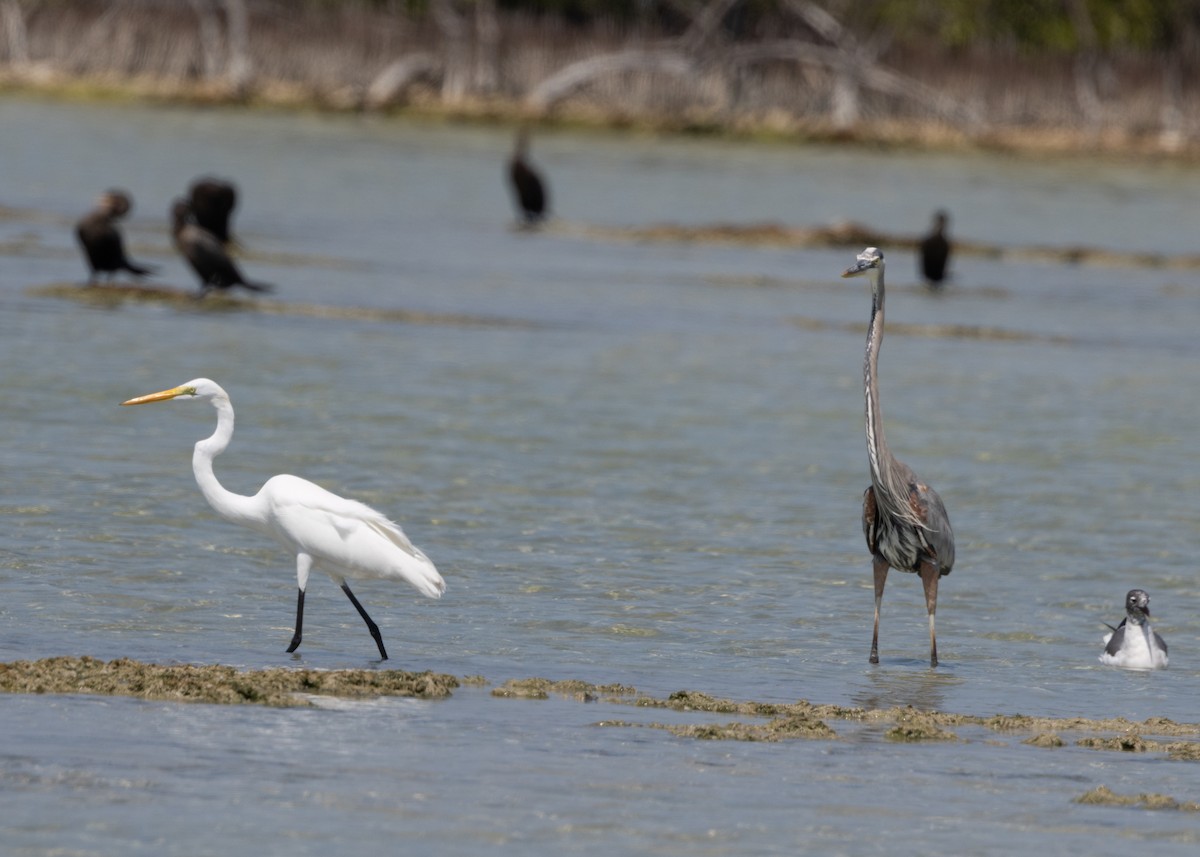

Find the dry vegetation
[[0, 1, 1198, 156]]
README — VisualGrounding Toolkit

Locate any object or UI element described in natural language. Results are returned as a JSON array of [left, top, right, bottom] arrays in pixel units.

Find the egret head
[[121, 378, 226, 407], [1125, 589, 1151, 624], [842, 247, 884, 279]]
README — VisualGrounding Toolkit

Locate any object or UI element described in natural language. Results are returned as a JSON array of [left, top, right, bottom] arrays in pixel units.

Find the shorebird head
[[1124, 589, 1151, 625]]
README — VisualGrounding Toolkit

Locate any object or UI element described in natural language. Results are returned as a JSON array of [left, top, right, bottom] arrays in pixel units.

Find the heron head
[[1125, 589, 1151, 623], [842, 247, 884, 279]]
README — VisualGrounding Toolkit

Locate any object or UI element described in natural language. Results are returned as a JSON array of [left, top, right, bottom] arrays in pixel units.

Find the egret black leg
[[341, 582, 388, 660], [286, 588, 305, 653]]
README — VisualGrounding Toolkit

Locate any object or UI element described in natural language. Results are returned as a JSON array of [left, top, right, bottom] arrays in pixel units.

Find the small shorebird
[[1100, 589, 1168, 670]]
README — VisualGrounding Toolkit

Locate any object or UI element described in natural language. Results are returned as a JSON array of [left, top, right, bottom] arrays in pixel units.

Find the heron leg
[[919, 560, 940, 668], [870, 557, 889, 664], [286, 588, 305, 653], [341, 582, 389, 661]]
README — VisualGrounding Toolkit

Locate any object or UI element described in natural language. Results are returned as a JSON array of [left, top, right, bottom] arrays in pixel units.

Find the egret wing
[[262, 475, 444, 598]]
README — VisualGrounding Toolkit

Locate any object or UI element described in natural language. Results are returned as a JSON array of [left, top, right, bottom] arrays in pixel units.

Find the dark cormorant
[[918, 209, 951, 287], [508, 128, 548, 226], [171, 199, 272, 295], [75, 190, 157, 285], [188, 177, 239, 246]]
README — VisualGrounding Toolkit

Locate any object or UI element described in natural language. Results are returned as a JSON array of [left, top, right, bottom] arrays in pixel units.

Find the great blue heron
[[188, 177, 239, 246], [843, 247, 956, 667], [508, 128, 548, 226], [918, 209, 951, 288], [171, 199, 272, 295], [1100, 589, 1168, 670], [75, 190, 157, 285]]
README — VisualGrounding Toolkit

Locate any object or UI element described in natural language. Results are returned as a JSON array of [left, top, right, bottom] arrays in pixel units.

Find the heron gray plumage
[[1100, 589, 1168, 670], [843, 247, 955, 667]]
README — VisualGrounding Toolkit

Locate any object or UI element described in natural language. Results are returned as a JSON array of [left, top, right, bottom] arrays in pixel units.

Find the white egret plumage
[[121, 378, 444, 659]]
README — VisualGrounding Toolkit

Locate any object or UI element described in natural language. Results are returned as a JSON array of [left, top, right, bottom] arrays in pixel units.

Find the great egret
[[1100, 589, 1168, 670], [75, 190, 157, 286], [171, 200, 272, 295], [843, 247, 956, 667], [188, 177, 239, 246], [918, 210, 951, 288], [508, 127, 548, 226], [121, 378, 444, 659]]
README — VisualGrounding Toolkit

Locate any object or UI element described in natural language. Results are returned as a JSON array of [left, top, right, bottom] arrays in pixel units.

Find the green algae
[[1077, 735, 1155, 752], [1023, 733, 1065, 748], [0, 656, 457, 707], [6, 660, 1200, 759], [1075, 785, 1200, 812], [593, 713, 835, 742], [491, 677, 637, 701]]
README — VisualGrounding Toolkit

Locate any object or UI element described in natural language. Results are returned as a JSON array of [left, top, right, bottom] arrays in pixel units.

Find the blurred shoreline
[[1, 0, 1196, 162]]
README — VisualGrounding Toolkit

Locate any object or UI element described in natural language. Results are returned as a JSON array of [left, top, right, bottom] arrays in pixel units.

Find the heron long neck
[[192, 398, 261, 527], [862, 270, 919, 528], [864, 273, 890, 488]]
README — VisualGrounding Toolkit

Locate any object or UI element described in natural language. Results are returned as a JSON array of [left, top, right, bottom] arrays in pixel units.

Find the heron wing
[[909, 482, 954, 574], [861, 486, 879, 555], [262, 475, 444, 598]]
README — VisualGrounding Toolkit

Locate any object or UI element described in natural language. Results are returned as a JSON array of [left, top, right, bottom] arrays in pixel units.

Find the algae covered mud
[[0, 656, 458, 706], [4, 657, 1199, 751], [4, 99, 1200, 854], [5, 657, 1200, 820]]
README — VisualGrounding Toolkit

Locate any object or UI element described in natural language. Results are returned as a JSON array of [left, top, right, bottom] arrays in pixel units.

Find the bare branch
[[366, 53, 441, 109], [525, 49, 695, 111], [780, 0, 850, 47], [678, 0, 741, 53], [187, 0, 223, 80], [223, 0, 253, 95], [432, 0, 469, 103], [1, 0, 30, 67]]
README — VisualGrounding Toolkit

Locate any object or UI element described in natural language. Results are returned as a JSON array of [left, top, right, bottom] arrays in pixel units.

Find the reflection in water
[[851, 667, 964, 713]]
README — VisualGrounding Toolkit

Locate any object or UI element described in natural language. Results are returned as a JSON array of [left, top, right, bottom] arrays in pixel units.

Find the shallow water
[[2, 96, 1200, 854]]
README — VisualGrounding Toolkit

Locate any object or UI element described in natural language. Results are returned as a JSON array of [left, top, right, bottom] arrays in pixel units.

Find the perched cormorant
[[918, 209, 951, 287], [74, 190, 156, 285], [1100, 589, 1168, 670], [171, 199, 272, 295], [188, 177, 239, 246], [508, 128, 548, 226]]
